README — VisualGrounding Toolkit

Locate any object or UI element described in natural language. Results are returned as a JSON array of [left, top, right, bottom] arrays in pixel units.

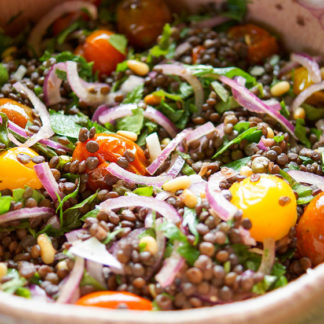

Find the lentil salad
[[0, 0, 323, 312]]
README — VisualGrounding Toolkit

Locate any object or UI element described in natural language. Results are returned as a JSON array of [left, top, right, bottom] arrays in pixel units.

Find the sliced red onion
[[166, 155, 185, 178], [288, 170, 324, 191], [258, 238, 276, 275], [86, 260, 106, 289], [145, 191, 171, 228], [263, 99, 281, 112], [57, 256, 84, 304], [13, 82, 54, 147], [292, 80, 324, 114], [188, 175, 207, 197], [0, 207, 53, 225], [219, 76, 296, 138], [65, 229, 87, 243], [154, 64, 204, 112], [206, 168, 239, 221], [147, 129, 190, 175], [186, 122, 215, 144], [100, 195, 181, 224], [28, 1, 97, 56], [257, 139, 269, 152], [192, 16, 230, 28], [279, 61, 299, 77], [291, 53, 321, 83], [43, 62, 67, 106], [238, 226, 256, 246], [34, 162, 63, 201], [106, 163, 172, 187], [92, 104, 112, 122], [155, 243, 185, 288], [98, 104, 177, 138], [69, 237, 123, 274], [45, 215, 60, 230], [216, 123, 224, 138], [29, 285, 53, 302], [39, 138, 72, 153], [146, 132, 162, 162]]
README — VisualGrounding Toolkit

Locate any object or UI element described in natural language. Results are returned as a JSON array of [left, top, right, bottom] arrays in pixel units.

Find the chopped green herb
[[303, 103, 324, 121], [0, 112, 9, 150], [0, 63, 9, 85], [116, 107, 144, 135], [133, 186, 154, 197], [295, 119, 311, 148], [103, 228, 124, 245], [108, 34, 128, 55], [211, 80, 229, 102], [234, 121, 250, 133], [122, 84, 144, 104], [273, 134, 284, 143], [224, 156, 251, 171]]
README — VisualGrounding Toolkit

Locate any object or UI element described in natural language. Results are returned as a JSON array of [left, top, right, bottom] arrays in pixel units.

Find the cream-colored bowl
[[0, 0, 323, 323]]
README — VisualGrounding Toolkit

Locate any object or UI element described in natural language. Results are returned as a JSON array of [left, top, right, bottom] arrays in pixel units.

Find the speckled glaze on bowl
[[0, 0, 323, 323]]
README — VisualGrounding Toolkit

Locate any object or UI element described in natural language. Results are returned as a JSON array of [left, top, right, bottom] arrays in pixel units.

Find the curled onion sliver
[[288, 170, 324, 191], [258, 238, 276, 275], [291, 53, 321, 83], [186, 122, 215, 144], [0, 207, 53, 225]]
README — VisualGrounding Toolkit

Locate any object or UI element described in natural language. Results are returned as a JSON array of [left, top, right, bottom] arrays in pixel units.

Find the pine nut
[[293, 107, 306, 120], [144, 94, 162, 106], [181, 189, 198, 208], [161, 138, 171, 146], [127, 60, 149, 76], [139, 236, 158, 255], [56, 260, 68, 271], [240, 166, 253, 177], [0, 262, 7, 280], [266, 127, 274, 138], [117, 130, 138, 141], [37, 234, 56, 265], [163, 176, 191, 192], [270, 81, 290, 97]]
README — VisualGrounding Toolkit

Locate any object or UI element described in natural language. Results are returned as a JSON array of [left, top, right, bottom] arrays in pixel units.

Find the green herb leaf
[[234, 121, 250, 133], [0, 63, 9, 85], [108, 34, 127, 55], [116, 107, 144, 135], [55, 69, 67, 80], [303, 103, 324, 121], [0, 195, 11, 214], [224, 156, 251, 171], [133, 186, 154, 197], [273, 134, 284, 143], [81, 208, 100, 221], [182, 163, 195, 175], [1, 269, 27, 295], [65, 191, 98, 211], [80, 270, 105, 290], [211, 80, 229, 102], [213, 127, 262, 159], [183, 207, 199, 245], [0, 112, 9, 149], [103, 228, 124, 245], [122, 84, 144, 104], [215, 96, 240, 113], [280, 100, 290, 118], [152, 89, 183, 102], [295, 118, 311, 148], [222, 0, 248, 21]]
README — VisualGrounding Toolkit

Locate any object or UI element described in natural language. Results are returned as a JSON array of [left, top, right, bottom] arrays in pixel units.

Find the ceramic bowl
[[0, 0, 323, 323]]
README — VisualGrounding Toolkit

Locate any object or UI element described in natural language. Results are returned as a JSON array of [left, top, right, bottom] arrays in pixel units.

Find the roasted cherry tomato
[[230, 174, 297, 242], [76, 291, 152, 310], [228, 24, 278, 64], [296, 192, 324, 266], [192, 45, 205, 64], [117, 0, 171, 49], [0, 147, 42, 190], [73, 133, 147, 190], [293, 67, 324, 106], [80, 30, 126, 76], [0, 98, 33, 128]]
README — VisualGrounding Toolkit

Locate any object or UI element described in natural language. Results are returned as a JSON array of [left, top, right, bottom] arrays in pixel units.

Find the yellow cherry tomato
[[0, 147, 42, 190], [293, 67, 324, 105], [229, 174, 297, 242]]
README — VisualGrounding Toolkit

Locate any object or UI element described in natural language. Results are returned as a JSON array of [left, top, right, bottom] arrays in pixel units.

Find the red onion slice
[[110, 228, 144, 255], [186, 122, 215, 144], [106, 163, 172, 187], [29, 284, 53, 302], [28, 1, 97, 56], [98, 104, 177, 138], [34, 162, 63, 201], [216, 123, 224, 138], [238, 226, 256, 246], [99, 195, 181, 224], [0, 207, 53, 225], [147, 129, 190, 175], [13, 82, 54, 147], [257, 139, 269, 152], [291, 53, 321, 83], [188, 175, 207, 197], [155, 242, 185, 288], [69, 237, 123, 274], [258, 238, 276, 275], [219, 76, 296, 138], [166, 155, 185, 178], [86, 260, 106, 288], [288, 170, 324, 191], [292, 81, 324, 114], [154, 64, 204, 112], [206, 168, 239, 221], [57, 256, 84, 304], [43, 62, 67, 106], [65, 229, 87, 243]]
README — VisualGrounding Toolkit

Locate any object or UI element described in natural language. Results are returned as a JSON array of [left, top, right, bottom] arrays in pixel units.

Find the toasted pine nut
[[0, 262, 7, 280], [56, 260, 68, 271], [37, 234, 56, 265], [139, 236, 158, 255], [144, 94, 162, 106], [181, 189, 198, 208], [266, 127, 274, 138], [127, 60, 149, 76], [240, 166, 253, 177], [161, 138, 171, 146], [117, 130, 138, 141], [270, 81, 290, 97], [293, 107, 306, 120], [163, 176, 191, 192]]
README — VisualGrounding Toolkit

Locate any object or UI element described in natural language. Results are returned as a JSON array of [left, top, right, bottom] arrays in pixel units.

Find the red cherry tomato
[[116, 0, 171, 49], [72, 133, 147, 190], [228, 24, 278, 64], [80, 30, 126, 76], [76, 291, 153, 310], [296, 192, 324, 266]]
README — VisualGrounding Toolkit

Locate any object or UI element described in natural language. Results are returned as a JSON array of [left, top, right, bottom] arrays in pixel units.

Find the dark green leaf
[[116, 107, 144, 135], [215, 96, 239, 113], [81, 208, 100, 221], [182, 163, 195, 175], [224, 156, 251, 171], [0, 63, 9, 85], [65, 191, 98, 211], [299, 155, 314, 165], [222, 0, 248, 21], [303, 103, 324, 121], [57, 21, 80, 45], [295, 118, 311, 148], [108, 34, 128, 55], [122, 84, 144, 104], [234, 121, 250, 133]]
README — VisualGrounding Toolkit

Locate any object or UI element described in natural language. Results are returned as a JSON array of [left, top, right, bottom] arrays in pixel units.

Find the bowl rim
[[0, 263, 323, 324]]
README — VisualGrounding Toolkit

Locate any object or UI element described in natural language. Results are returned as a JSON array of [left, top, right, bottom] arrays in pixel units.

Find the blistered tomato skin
[[0, 98, 33, 128], [117, 0, 171, 49], [297, 192, 324, 266], [0, 147, 42, 190], [76, 291, 153, 310], [229, 174, 297, 242], [73, 133, 147, 190], [82, 30, 126, 76]]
